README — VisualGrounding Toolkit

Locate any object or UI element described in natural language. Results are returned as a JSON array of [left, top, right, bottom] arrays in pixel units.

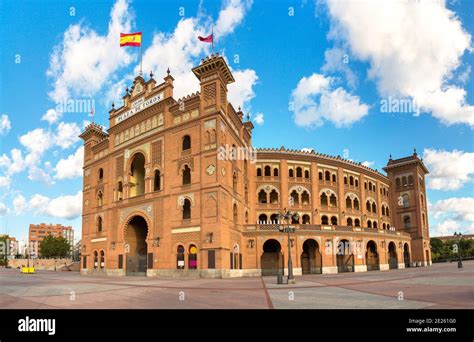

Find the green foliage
[[39, 235, 71, 258], [431, 237, 474, 262], [0, 235, 8, 266]]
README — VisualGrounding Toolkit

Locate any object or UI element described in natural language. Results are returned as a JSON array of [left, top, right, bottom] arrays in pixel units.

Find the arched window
[[396, 178, 401, 188], [403, 215, 411, 229], [304, 170, 310, 178], [347, 218, 353, 226], [372, 202, 377, 213], [373, 221, 378, 229], [302, 214, 310, 224], [331, 216, 338, 225], [402, 194, 409, 208], [366, 201, 371, 212], [346, 197, 352, 209], [290, 190, 299, 205], [364, 182, 367, 190], [296, 167, 302, 178], [349, 176, 354, 186], [344, 176, 348, 185], [233, 204, 238, 223], [367, 220, 372, 228], [273, 168, 279, 177], [291, 215, 300, 224], [408, 175, 414, 185], [301, 191, 310, 205], [320, 193, 328, 206], [182, 165, 191, 185], [353, 198, 360, 210], [383, 223, 386, 229], [264, 165, 271, 177], [97, 216, 103, 232], [93, 251, 98, 269], [420, 194, 424, 207], [245, 211, 249, 223], [97, 191, 103, 207], [270, 213, 279, 224], [332, 174, 337, 182], [154, 170, 161, 191], [188, 245, 197, 269], [270, 189, 279, 204], [387, 224, 390, 229], [354, 219, 360, 227], [373, 184, 376, 192], [369, 182, 373, 191], [321, 215, 329, 225], [355, 179, 359, 187], [289, 169, 294, 178], [402, 176, 407, 186], [177, 245, 185, 269], [386, 207, 390, 216], [422, 213, 426, 228], [182, 135, 191, 151], [183, 198, 191, 219], [258, 190, 267, 203], [233, 172, 237, 192], [318, 172, 323, 180], [325, 171, 331, 181], [130, 153, 145, 196], [258, 214, 268, 224], [117, 181, 123, 200], [330, 194, 337, 207], [257, 168, 262, 177], [100, 250, 105, 269], [98, 168, 104, 182], [381, 206, 385, 216]]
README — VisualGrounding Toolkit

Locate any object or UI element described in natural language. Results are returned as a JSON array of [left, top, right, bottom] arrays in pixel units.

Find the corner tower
[[383, 150, 431, 266]]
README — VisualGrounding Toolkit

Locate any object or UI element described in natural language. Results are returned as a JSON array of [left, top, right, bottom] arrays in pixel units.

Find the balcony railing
[[247, 224, 410, 237]]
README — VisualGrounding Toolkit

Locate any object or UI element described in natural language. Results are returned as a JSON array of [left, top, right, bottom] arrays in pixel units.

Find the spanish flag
[[120, 32, 142, 47]]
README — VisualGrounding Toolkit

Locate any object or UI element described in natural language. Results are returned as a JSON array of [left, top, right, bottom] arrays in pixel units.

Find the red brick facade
[[80, 54, 431, 277]]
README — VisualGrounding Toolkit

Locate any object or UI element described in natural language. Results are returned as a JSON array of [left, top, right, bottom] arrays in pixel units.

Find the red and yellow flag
[[120, 32, 142, 47]]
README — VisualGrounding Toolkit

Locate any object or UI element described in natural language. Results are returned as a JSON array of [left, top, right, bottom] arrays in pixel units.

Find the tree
[[39, 235, 71, 258], [0, 235, 8, 266]]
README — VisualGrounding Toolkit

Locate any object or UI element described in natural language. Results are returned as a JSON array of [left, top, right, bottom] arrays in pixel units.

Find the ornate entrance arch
[[124, 215, 149, 276], [301, 239, 322, 274], [261, 239, 283, 276]]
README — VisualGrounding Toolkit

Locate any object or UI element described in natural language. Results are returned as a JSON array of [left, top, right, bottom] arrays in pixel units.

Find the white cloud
[[28, 165, 54, 184], [362, 161, 374, 168], [0, 175, 10, 188], [324, 0, 474, 126], [29, 191, 82, 220], [228, 69, 258, 111], [430, 197, 474, 222], [301, 147, 314, 153], [19, 128, 53, 156], [13, 195, 27, 215], [291, 73, 369, 127], [0, 114, 11, 135], [41, 109, 62, 125], [0, 202, 7, 216], [423, 148, 474, 190], [55, 146, 84, 180], [431, 219, 461, 237], [215, 0, 253, 39], [47, 0, 134, 103], [55, 122, 81, 149], [253, 112, 264, 125], [321, 47, 357, 88]]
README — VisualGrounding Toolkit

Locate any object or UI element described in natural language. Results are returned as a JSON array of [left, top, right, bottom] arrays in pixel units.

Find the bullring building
[[80, 54, 431, 277]]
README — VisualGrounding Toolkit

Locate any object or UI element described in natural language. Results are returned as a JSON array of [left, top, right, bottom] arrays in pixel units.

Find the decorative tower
[[191, 53, 235, 112], [383, 149, 431, 266]]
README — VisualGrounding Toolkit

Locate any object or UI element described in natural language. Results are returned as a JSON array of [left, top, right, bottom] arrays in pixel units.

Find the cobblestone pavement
[[0, 261, 472, 309]]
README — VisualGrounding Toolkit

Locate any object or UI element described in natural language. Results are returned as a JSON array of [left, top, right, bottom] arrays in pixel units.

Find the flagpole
[[212, 25, 214, 53], [140, 34, 143, 76]]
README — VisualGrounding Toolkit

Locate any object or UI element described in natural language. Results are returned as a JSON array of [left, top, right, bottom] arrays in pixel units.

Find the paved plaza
[[0, 261, 473, 309]]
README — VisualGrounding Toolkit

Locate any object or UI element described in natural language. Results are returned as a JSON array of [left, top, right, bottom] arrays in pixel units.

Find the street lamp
[[454, 232, 463, 268], [278, 209, 299, 284]]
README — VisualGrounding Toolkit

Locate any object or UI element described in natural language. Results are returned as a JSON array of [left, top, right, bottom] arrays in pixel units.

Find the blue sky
[[0, 0, 473, 244]]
